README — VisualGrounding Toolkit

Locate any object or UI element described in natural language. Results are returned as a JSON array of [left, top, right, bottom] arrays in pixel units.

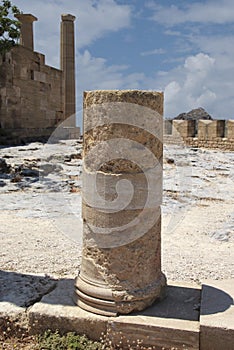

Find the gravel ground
[[0, 140, 233, 283]]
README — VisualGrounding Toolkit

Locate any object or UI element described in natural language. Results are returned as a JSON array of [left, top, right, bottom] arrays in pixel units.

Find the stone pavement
[[0, 272, 233, 349]]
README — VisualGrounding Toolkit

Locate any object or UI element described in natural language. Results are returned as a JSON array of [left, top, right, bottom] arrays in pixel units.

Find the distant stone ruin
[[164, 119, 234, 151], [0, 13, 80, 145]]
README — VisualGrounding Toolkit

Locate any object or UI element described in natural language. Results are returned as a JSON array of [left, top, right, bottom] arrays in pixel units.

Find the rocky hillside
[[174, 107, 213, 120]]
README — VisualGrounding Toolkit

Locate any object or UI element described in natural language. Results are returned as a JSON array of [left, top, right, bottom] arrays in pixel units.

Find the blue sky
[[12, 0, 234, 119]]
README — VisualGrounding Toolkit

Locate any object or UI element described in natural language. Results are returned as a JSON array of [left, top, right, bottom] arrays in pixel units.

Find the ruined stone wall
[[164, 119, 234, 151], [173, 120, 196, 138], [0, 46, 64, 144], [183, 137, 234, 151]]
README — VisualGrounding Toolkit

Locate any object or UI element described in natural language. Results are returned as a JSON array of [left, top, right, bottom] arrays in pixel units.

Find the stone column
[[15, 14, 37, 51], [60, 14, 76, 121], [74, 90, 166, 316]]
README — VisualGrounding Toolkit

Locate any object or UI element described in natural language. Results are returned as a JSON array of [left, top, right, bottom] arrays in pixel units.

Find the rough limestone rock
[[174, 107, 213, 120], [0, 158, 11, 173]]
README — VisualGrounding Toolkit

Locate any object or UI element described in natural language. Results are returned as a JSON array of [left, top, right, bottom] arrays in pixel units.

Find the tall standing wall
[[0, 47, 64, 143]]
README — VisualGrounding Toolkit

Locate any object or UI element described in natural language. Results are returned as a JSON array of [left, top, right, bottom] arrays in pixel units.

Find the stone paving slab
[[107, 317, 199, 350], [0, 271, 57, 308], [0, 271, 57, 335], [28, 279, 107, 341], [108, 281, 200, 349], [28, 280, 200, 349], [200, 279, 234, 350], [1, 274, 234, 349]]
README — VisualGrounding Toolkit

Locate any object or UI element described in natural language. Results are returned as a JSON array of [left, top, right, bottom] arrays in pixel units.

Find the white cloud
[[196, 90, 216, 107], [77, 49, 234, 119], [151, 0, 234, 26], [164, 29, 181, 36], [140, 48, 165, 56], [77, 50, 147, 103], [184, 53, 215, 73], [77, 50, 128, 91], [191, 34, 234, 68], [160, 52, 234, 118], [165, 81, 181, 101], [11, 0, 234, 119], [145, 1, 234, 118]]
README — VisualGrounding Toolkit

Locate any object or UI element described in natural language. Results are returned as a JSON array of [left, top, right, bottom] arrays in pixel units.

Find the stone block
[[0, 271, 57, 335], [82, 207, 161, 245], [84, 89, 163, 115], [107, 281, 200, 350], [27, 279, 201, 348], [20, 67, 29, 79], [226, 120, 234, 139], [197, 120, 212, 139], [28, 279, 108, 340], [200, 279, 234, 350], [198, 120, 225, 140], [68, 126, 80, 139], [0, 87, 7, 97], [164, 119, 173, 135], [33, 71, 47, 83], [63, 114, 76, 128], [83, 91, 163, 174], [172, 120, 196, 138], [46, 110, 56, 120], [82, 166, 162, 210], [37, 53, 45, 65]]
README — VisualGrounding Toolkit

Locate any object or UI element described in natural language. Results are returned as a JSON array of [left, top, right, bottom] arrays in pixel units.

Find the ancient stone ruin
[[164, 119, 234, 150], [0, 13, 79, 144], [0, 89, 233, 349], [74, 90, 166, 315]]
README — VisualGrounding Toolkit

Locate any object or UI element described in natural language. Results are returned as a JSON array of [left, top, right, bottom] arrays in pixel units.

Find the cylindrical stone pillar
[[15, 14, 37, 51], [74, 90, 166, 316], [60, 14, 76, 121]]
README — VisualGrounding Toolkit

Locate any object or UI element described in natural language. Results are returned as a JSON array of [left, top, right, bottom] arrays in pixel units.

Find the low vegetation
[[0, 330, 103, 350], [0, 0, 21, 54], [37, 330, 103, 350]]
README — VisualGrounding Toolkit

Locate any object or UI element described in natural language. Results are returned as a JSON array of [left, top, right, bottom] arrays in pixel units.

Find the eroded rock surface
[[0, 138, 233, 283]]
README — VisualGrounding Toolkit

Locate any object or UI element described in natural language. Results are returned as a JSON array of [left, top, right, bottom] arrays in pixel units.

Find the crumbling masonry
[[0, 13, 79, 144], [164, 119, 234, 151]]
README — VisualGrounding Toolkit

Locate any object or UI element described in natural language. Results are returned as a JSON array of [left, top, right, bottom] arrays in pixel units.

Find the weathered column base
[[74, 274, 117, 316], [74, 273, 166, 316]]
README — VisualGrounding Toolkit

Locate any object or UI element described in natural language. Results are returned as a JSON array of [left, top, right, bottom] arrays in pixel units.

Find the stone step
[[1, 274, 233, 349]]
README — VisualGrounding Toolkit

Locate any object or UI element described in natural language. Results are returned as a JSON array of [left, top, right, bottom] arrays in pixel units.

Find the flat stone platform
[[0, 272, 233, 349]]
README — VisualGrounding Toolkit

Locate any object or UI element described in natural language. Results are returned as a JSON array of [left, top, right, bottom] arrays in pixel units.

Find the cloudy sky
[[12, 0, 234, 119]]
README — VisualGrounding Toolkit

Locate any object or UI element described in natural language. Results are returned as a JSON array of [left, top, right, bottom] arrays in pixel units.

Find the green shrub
[[0, 0, 22, 54], [37, 330, 103, 350]]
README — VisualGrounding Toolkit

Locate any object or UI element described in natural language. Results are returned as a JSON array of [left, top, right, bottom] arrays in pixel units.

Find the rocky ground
[[0, 138, 233, 349], [0, 139, 233, 284]]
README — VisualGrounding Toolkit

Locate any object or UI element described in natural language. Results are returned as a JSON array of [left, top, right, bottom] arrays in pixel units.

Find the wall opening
[[164, 119, 173, 135]]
